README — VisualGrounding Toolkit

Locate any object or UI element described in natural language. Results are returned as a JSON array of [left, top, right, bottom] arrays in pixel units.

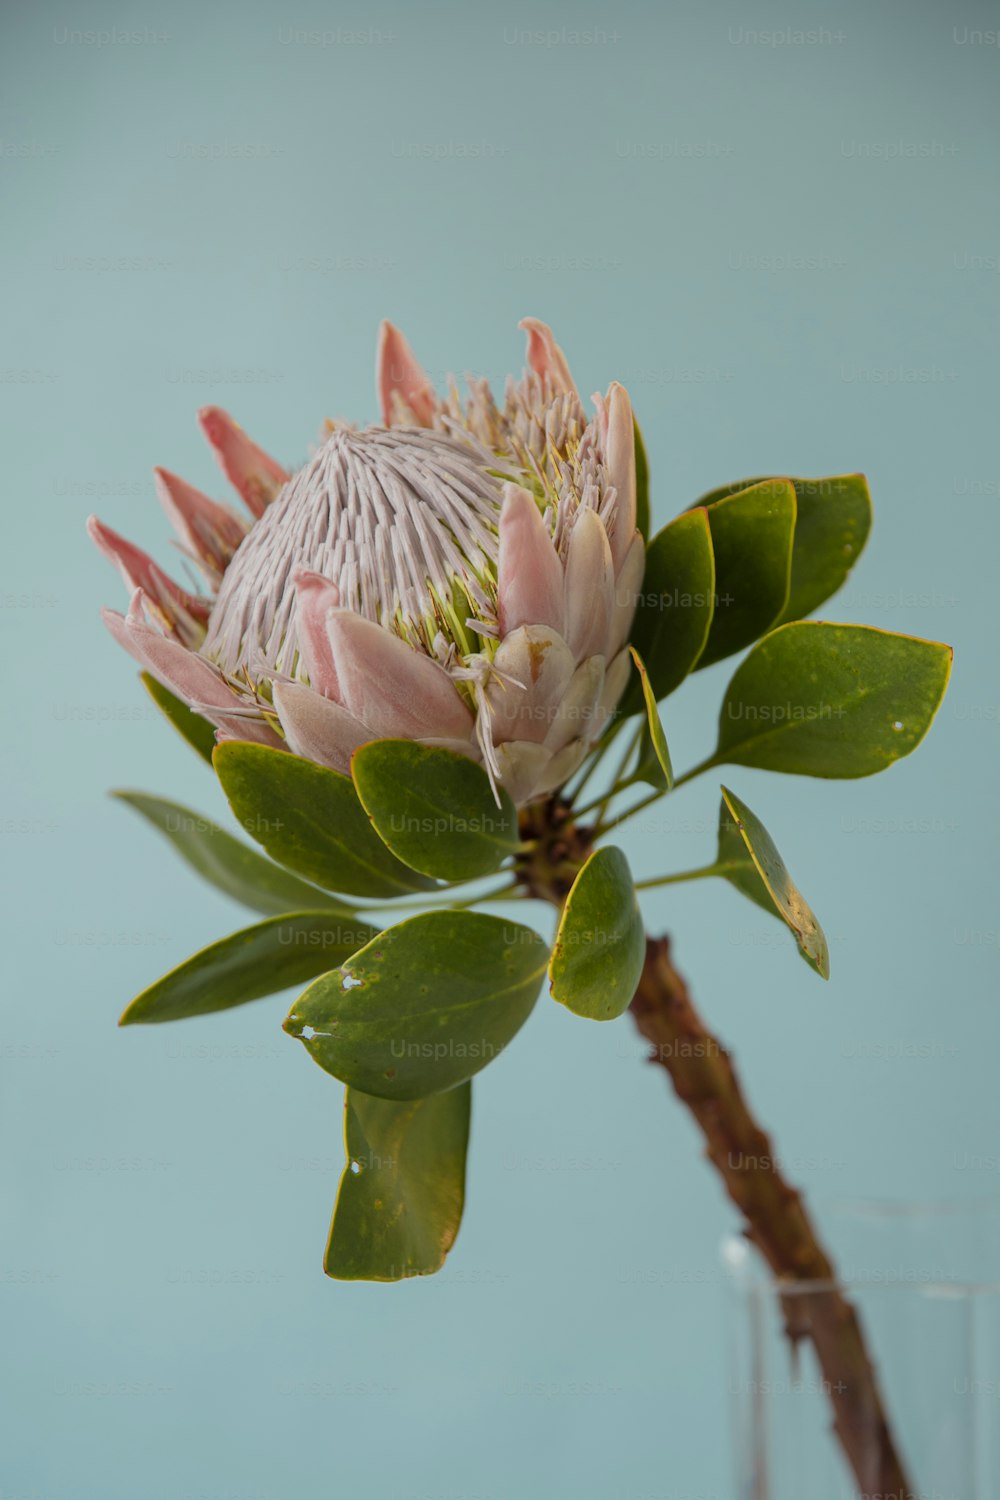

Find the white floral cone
[[89, 319, 643, 806]]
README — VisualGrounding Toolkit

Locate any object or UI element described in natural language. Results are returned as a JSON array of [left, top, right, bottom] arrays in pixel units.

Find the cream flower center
[[200, 425, 505, 685]]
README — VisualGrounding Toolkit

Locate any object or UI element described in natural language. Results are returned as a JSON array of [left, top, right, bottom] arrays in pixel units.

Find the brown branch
[[630, 934, 914, 1499]]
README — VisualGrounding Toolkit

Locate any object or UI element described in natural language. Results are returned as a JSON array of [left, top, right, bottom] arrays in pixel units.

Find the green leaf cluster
[[115, 742, 580, 1282], [117, 450, 951, 1284]]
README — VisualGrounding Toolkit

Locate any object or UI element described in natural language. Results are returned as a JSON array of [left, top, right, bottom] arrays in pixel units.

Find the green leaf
[[634, 417, 651, 540], [140, 672, 216, 763], [325, 1084, 471, 1282], [777, 475, 872, 625], [710, 622, 953, 779], [695, 474, 872, 624], [112, 791, 349, 918], [351, 740, 518, 882], [694, 475, 769, 508], [285, 911, 547, 1098], [213, 742, 435, 899], [629, 648, 674, 790], [119, 912, 378, 1025], [623, 508, 715, 709], [717, 788, 829, 978], [696, 479, 796, 668], [549, 847, 646, 1021]]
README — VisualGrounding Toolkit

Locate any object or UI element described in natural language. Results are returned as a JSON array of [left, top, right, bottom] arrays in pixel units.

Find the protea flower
[[89, 319, 643, 806]]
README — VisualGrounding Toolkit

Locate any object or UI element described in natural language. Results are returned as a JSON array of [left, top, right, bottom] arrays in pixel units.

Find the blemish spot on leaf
[[291, 911, 545, 1100], [892, 720, 904, 732], [296, 1022, 333, 1041], [717, 786, 830, 980], [324, 1080, 473, 1280]]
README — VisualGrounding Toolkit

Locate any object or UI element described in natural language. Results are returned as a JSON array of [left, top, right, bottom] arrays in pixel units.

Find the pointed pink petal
[[610, 533, 645, 654], [487, 626, 575, 746], [493, 737, 587, 803], [154, 468, 247, 574], [324, 611, 474, 740], [100, 591, 279, 748], [518, 318, 577, 395], [602, 382, 638, 569], [101, 593, 229, 710], [594, 647, 632, 734], [198, 406, 288, 517], [542, 656, 606, 754], [215, 727, 287, 750], [88, 516, 209, 646], [209, 718, 284, 747], [494, 741, 553, 806], [591, 388, 609, 446], [497, 484, 565, 638], [563, 510, 614, 661], [208, 715, 283, 747], [529, 739, 588, 800], [272, 682, 369, 774], [100, 601, 157, 673], [292, 569, 341, 699], [376, 321, 439, 427]]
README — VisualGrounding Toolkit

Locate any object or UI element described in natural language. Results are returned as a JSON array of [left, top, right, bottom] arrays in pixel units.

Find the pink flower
[[90, 320, 643, 806]]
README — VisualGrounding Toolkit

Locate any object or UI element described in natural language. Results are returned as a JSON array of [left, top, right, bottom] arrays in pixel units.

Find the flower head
[[90, 320, 643, 805]]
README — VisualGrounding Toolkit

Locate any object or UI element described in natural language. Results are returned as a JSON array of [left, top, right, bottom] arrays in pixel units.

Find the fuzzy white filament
[[200, 426, 505, 683]]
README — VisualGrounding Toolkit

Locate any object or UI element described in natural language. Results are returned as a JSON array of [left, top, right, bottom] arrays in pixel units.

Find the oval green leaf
[[696, 479, 796, 668], [710, 622, 953, 779], [213, 742, 435, 898], [141, 672, 216, 763], [112, 791, 349, 918], [325, 1083, 471, 1282], [694, 474, 872, 625], [119, 912, 378, 1026], [629, 648, 673, 790], [351, 740, 518, 881], [623, 507, 715, 710], [717, 788, 829, 978], [549, 846, 646, 1021], [284, 911, 547, 1099]]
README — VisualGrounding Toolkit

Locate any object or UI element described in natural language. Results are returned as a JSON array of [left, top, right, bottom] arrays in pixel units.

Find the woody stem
[[627, 935, 915, 1497]]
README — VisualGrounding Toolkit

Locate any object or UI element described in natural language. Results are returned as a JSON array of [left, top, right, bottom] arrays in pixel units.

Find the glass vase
[[725, 1200, 1000, 1499]]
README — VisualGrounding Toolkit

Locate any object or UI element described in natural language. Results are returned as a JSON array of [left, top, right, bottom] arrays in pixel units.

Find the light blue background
[[2, 1, 997, 1496]]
